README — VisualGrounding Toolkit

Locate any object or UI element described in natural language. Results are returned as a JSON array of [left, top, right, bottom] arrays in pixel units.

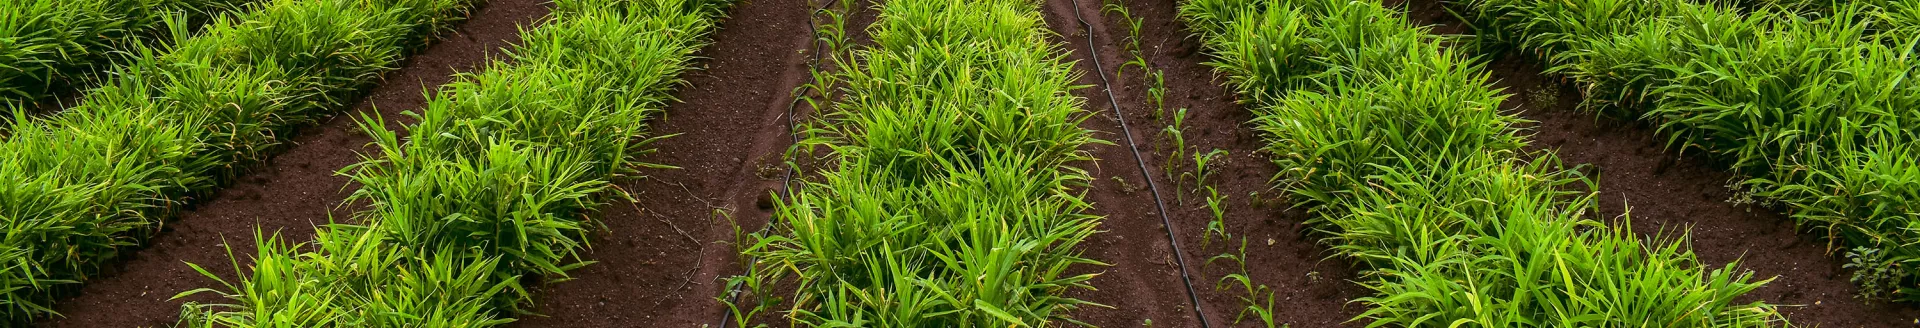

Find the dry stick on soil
[[652, 208, 707, 296], [625, 187, 701, 247], [662, 179, 721, 210], [610, 182, 705, 247]]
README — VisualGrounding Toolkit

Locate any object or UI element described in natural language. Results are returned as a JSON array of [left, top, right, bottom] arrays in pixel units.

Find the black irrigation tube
[[1060, 0, 1213, 327], [718, 2, 1214, 326], [716, 0, 828, 326]]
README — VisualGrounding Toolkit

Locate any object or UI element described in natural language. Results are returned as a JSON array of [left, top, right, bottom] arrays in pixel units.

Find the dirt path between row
[[507, 0, 826, 325], [1394, 0, 1920, 325], [1043, 0, 1369, 326], [37, 1, 548, 326]]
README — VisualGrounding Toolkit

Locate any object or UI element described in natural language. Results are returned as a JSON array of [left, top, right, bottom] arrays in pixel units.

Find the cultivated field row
[[0, 0, 251, 121], [1, 0, 472, 322], [1463, 0, 1920, 304], [729, 0, 1121, 324], [2, 0, 1918, 326], [1186, 0, 1783, 324]]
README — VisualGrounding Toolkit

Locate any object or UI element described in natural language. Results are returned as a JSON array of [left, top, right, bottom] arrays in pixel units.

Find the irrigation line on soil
[[715, 0, 828, 326], [1062, 0, 1212, 326]]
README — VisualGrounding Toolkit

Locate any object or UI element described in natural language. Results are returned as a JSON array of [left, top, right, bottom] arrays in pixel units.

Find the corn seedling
[[1103, 1, 1145, 79], [1100, 0, 1174, 129], [1187, 149, 1226, 193], [1182, 0, 1786, 324], [1199, 187, 1229, 248], [1205, 238, 1280, 328], [1102, 1, 1144, 50], [1160, 107, 1188, 197]]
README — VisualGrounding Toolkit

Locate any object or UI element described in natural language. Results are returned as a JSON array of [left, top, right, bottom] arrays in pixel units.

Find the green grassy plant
[[0, 0, 253, 119], [724, 0, 857, 322], [1182, 0, 1786, 324], [1188, 149, 1225, 192], [1200, 187, 1227, 247], [1206, 238, 1279, 328], [1734, 0, 1920, 35], [171, 0, 733, 325], [734, 0, 1107, 325], [1161, 107, 1188, 196], [1100, 3, 1277, 323], [0, 0, 470, 322], [1463, 0, 1920, 302]]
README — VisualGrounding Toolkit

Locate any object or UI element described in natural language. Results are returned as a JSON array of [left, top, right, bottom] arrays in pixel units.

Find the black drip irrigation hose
[[719, 1, 1215, 326], [1061, 0, 1214, 327], [716, 0, 830, 326]]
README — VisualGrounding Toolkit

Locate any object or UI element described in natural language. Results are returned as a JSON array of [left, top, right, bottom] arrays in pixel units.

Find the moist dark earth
[[39, 1, 547, 327], [29, 0, 1920, 326], [1396, 0, 1920, 325], [1048, 0, 1368, 326], [508, 0, 821, 325]]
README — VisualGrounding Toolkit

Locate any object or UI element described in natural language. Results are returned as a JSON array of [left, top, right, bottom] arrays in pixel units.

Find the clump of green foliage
[[1463, 0, 1920, 302], [1183, 0, 1787, 325], [733, 0, 1108, 325], [0, 0, 470, 323], [171, 0, 734, 326], [0, 0, 253, 118]]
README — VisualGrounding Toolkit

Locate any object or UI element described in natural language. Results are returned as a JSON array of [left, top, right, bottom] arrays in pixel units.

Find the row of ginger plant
[[1180, 0, 1788, 325], [171, 0, 736, 325], [728, 0, 1110, 325], [0, 0, 253, 116], [1740, 0, 1918, 35], [1460, 0, 1920, 301], [0, 0, 472, 323]]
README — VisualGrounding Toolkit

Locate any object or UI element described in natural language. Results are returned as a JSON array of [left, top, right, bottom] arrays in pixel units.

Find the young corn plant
[[1199, 186, 1228, 248], [736, 0, 1108, 325], [1464, 0, 1920, 302], [1160, 107, 1188, 198], [1187, 149, 1226, 193], [1102, 0, 1145, 80], [1183, 0, 1786, 325], [1196, 185, 1284, 328], [1102, 0, 1179, 172], [173, 0, 734, 325], [1206, 238, 1280, 328], [0, 0, 470, 323]]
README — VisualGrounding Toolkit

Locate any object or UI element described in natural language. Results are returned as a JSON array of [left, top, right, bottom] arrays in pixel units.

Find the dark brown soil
[[1043, 0, 1369, 326], [35, 1, 548, 327], [506, 0, 822, 325], [1099, 0, 1377, 326], [1486, 57, 1920, 326], [1397, 0, 1920, 326]]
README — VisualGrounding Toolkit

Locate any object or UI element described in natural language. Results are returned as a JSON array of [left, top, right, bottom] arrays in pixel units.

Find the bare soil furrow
[[1042, 0, 1369, 326], [506, 0, 824, 325], [37, 1, 548, 326]]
